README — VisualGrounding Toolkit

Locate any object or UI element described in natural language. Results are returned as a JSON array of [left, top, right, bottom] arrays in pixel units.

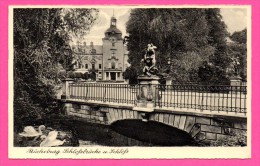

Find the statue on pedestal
[[230, 56, 240, 77], [141, 44, 158, 77]]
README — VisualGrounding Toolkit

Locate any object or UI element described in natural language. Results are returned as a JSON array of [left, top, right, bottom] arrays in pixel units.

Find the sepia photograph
[[9, 5, 250, 158]]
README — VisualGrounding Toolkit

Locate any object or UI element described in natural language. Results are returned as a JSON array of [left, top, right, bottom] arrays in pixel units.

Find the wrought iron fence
[[155, 84, 247, 114], [69, 83, 138, 105], [67, 82, 247, 114]]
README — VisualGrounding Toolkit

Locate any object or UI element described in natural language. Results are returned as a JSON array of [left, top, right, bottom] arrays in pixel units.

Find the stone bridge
[[62, 100, 247, 144]]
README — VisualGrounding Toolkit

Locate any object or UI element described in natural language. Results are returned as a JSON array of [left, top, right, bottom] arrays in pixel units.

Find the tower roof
[[105, 26, 122, 34], [104, 16, 122, 39]]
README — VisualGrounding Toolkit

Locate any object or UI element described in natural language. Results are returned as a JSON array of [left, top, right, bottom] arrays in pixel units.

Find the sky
[[82, 7, 248, 45]]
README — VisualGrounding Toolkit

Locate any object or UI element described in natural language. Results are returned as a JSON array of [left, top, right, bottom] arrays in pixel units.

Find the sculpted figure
[[142, 44, 158, 76], [231, 57, 240, 76]]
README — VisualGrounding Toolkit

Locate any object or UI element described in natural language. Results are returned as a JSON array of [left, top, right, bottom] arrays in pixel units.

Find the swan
[[19, 125, 46, 137], [40, 131, 66, 147]]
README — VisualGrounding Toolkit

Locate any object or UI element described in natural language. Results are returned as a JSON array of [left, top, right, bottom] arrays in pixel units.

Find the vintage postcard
[[8, 4, 251, 159]]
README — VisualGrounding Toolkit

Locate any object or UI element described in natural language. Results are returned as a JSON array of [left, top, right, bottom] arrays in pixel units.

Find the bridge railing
[[155, 84, 247, 114], [68, 83, 138, 105], [66, 82, 247, 114]]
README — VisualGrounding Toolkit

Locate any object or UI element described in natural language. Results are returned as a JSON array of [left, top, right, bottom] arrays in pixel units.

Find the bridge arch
[[110, 119, 197, 146], [105, 108, 201, 140], [63, 102, 247, 144]]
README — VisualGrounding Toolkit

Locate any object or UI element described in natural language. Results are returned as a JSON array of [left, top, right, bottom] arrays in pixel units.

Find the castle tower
[[102, 16, 126, 81]]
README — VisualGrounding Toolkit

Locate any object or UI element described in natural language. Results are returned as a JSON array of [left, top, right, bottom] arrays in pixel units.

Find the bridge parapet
[[60, 78, 247, 115], [62, 100, 247, 144]]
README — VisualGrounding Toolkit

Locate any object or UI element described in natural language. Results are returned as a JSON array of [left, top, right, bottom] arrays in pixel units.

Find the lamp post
[[61, 45, 74, 100], [165, 57, 173, 86], [63, 45, 71, 78], [167, 57, 171, 74]]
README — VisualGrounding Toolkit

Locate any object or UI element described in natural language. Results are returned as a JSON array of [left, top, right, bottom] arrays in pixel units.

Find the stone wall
[[63, 101, 247, 143]]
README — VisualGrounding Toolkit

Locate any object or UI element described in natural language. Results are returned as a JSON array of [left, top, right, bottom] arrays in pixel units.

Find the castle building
[[72, 16, 129, 81]]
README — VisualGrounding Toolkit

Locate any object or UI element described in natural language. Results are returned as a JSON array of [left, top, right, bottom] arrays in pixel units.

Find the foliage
[[198, 61, 229, 84], [230, 28, 247, 44], [13, 8, 98, 129], [123, 66, 139, 84], [205, 9, 230, 69], [210, 130, 247, 147], [126, 8, 230, 84], [226, 29, 247, 81]]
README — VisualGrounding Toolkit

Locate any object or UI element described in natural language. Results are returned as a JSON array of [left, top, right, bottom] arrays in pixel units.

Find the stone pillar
[[230, 76, 242, 86], [230, 76, 242, 93], [133, 75, 160, 112], [61, 78, 74, 99], [108, 72, 111, 80], [165, 77, 172, 86]]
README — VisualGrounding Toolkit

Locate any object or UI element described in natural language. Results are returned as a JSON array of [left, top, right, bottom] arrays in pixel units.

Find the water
[[70, 119, 198, 147], [14, 118, 198, 147]]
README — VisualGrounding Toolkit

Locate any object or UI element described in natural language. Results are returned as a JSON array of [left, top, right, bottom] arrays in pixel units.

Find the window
[[91, 49, 96, 54], [99, 72, 102, 75], [99, 64, 102, 69], [111, 62, 116, 69], [111, 51, 115, 58], [85, 64, 88, 69], [92, 63, 95, 70]]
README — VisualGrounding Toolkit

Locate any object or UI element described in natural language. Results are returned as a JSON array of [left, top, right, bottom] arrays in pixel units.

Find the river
[[69, 119, 198, 147], [14, 117, 199, 147]]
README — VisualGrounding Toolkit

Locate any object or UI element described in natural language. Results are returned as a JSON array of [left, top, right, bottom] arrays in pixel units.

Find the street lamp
[[167, 57, 171, 74], [63, 45, 71, 77]]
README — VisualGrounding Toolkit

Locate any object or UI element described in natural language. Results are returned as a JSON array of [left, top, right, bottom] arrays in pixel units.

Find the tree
[[227, 29, 247, 81], [126, 8, 229, 83], [13, 8, 98, 129], [123, 66, 139, 84], [205, 9, 230, 70], [230, 28, 247, 44]]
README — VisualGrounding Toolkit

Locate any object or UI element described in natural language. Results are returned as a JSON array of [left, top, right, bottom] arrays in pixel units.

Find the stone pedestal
[[230, 76, 242, 93], [133, 75, 160, 112], [230, 76, 242, 86], [61, 78, 74, 99], [165, 77, 172, 86]]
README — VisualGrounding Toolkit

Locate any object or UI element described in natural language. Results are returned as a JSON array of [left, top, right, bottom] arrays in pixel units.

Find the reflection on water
[[72, 120, 153, 146], [14, 118, 198, 147], [71, 120, 197, 147]]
